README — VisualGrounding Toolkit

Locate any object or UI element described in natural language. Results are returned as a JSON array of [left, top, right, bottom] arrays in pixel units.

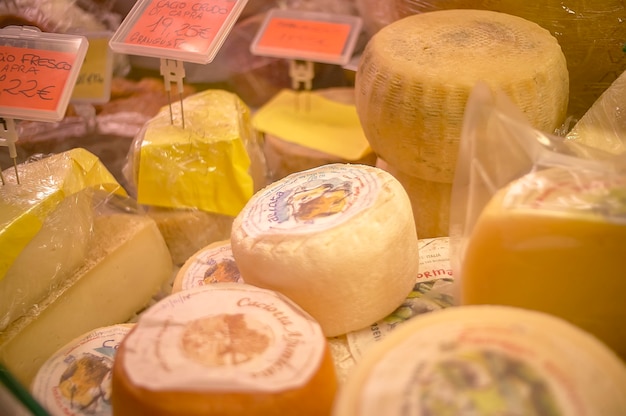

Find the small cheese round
[[231, 163, 419, 337], [333, 305, 626, 415], [172, 240, 243, 293], [31, 324, 133, 416], [355, 9, 569, 183], [111, 284, 337, 416]]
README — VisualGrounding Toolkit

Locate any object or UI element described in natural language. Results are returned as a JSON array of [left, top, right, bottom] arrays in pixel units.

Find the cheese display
[[257, 88, 376, 181], [0, 148, 124, 331], [231, 163, 419, 337], [31, 324, 133, 416], [332, 305, 626, 415], [355, 9, 568, 183], [111, 284, 337, 416], [172, 240, 244, 293], [124, 89, 268, 265], [0, 211, 173, 387], [364, 0, 626, 120], [460, 167, 626, 361]]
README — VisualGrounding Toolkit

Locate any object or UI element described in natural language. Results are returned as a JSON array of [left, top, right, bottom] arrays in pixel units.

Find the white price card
[[250, 8, 363, 65], [0, 26, 88, 122], [110, 0, 248, 64]]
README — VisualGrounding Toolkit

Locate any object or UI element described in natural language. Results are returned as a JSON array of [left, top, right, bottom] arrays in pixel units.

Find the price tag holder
[[109, 0, 249, 64], [250, 8, 363, 66], [0, 26, 88, 122], [71, 31, 114, 104]]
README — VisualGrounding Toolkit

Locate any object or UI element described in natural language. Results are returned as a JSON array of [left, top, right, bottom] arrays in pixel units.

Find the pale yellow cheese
[[0, 212, 173, 387], [0, 148, 124, 330], [355, 9, 568, 183], [460, 167, 626, 361], [333, 305, 626, 415], [231, 163, 419, 337]]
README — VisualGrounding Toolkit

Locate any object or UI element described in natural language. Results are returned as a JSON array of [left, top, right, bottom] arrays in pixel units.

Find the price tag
[[110, 0, 249, 64], [251, 9, 363, 65], [71, 32, 114, 104], [0, 27, 88, 122]]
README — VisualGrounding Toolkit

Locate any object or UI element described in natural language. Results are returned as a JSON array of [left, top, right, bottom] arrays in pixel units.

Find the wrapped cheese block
[[111, 284, 338, 415], [31, 324, 133, 416], [460, 166, 626, 361], [0, 148, 124, 331], [125, 89, 268, 265], [0, 209, 173, 386], [364, 0, 626, 120], [172, 240, 243, 293], [332, 305, 626, 415], [231, 163, 419, 337]]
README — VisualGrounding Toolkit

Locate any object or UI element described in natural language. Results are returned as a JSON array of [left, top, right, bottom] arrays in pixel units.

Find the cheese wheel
[[111, 284, 337, 416], [460, 167, 626, 360], [0, 212, 173, 387], [333, 305, 626, 415], [377, 158, 452, 238], [172, 239, 243, 293], [355, 9, 569, 183], [31, 324, 133, 416], [231, 163, 419, 337]]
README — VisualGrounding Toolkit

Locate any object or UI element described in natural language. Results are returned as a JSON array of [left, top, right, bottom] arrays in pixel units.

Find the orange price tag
[[258, 18, 352, 56], [0, 45, 77, 112], [124, 0, 237, 54]]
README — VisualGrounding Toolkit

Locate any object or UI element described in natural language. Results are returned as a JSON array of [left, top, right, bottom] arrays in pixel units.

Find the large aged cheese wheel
[[111, 284, 337, 416], [355, 9, 569, 183], [460, 167, 626, 361], [332, 305, 626, 415], [231, 163, 419, 337]]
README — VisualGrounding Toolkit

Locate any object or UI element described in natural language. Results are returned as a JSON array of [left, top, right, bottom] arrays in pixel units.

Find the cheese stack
[[125, 89, 268, 266], [111, 284, 338, 415], [333, 305, 626, 415], [460, 167, 626, 361], [355, 9, 569, 238], [231, 163, 419, 337]]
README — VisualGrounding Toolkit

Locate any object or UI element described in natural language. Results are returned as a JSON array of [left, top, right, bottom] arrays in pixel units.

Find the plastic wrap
[[0, 148, 125, 331], [123, 89, 269, 265], [356, 0, 626, 120], [451, 81, 626, 360]]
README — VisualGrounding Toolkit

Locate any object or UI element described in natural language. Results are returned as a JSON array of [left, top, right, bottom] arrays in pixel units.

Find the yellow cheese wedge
[[0, 212, 173, 387], [355, 9, 568, 183], [333, 305, 626, 415], [460, 167, 626, 360], [111, 284, 338, 416], [31, 324, 133, 415], [231, 163, 419, 337], [0, 148, 124, 330]]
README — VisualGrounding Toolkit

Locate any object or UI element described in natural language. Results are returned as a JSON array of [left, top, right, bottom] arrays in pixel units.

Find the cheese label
[[358, 321, 584, 415], [240, 164, 380, 237], [177, 242, 243, 291], [122, 284, 325, 392], [31, 325, 132, 416]]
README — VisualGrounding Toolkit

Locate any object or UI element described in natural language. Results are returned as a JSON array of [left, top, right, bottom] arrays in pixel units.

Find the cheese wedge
[[333, 305, 626, 415], [0, 212, 173, 386], [355, 9, 568, 183], [231, 163, 419, 337], [460, 167, 626, 360], [111, 284, 338, 416]]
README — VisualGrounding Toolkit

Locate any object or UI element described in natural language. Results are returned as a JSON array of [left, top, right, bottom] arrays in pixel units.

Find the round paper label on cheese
[[31, 324, 132, 416], [357, 320, 586, 416], [122, 284, 326, 393], [240, 164, 381, 237], [178, 243, 243, 291]]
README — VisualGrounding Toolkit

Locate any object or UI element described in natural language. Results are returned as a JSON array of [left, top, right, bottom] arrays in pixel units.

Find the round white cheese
[[230, 163, 419, 337]]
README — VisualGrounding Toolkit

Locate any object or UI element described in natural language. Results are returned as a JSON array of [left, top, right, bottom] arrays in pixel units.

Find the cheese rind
[[111, 284, 337, 416], [0, 212, 173, 387], [231, 163, 419, 337], [333, 305, 626, 416]]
